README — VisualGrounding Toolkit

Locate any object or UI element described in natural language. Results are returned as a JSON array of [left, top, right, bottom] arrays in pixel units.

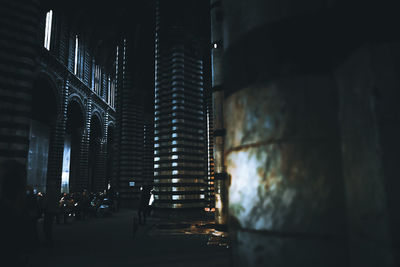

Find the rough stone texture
[[225, 78, 345, 233], [224, 77, 346, 265], [335, 44, 399, 266]]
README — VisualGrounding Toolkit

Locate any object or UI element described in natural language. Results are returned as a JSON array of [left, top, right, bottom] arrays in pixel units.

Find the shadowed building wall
[[0, 0, 116, 207], [210, 0, 227, 225], [221, 0, 400, 266], [0, 0, 39, 166], [113, 36, 145, 207]]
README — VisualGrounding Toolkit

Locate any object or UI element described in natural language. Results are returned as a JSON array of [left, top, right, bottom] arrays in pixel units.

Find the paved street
[[27, 209, 231, 267]]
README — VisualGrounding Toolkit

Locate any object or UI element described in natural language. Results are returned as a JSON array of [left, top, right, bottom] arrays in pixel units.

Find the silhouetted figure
[[59, 193, 69, 224], [0, 159, 30, 266], [36, 192, 44, 216], [25, 185, 40, 246], [138, 185, 152, 225], [43, 189, 59, 245], [115, 191, 120, 212], [81, 190, 89, 220]]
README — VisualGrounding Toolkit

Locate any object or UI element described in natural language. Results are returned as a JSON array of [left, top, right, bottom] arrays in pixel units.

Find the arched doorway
[[63, 99, 85, 193], [88, 114, 103, 192], [28, 75, 58, 194]]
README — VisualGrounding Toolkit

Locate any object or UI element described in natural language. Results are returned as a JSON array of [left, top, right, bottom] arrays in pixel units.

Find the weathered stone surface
[[224, 78, 346, 264], [224, 77, 339, 152]]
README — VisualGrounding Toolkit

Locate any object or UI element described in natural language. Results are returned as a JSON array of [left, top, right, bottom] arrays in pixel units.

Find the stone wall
[[220, 0, 400, 266]]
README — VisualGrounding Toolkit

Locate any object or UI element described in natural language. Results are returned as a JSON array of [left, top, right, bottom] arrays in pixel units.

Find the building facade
[[0, 1, 117, 202]]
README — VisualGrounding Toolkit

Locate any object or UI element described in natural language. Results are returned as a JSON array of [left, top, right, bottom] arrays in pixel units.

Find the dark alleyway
[[27, 209, 231, 267]]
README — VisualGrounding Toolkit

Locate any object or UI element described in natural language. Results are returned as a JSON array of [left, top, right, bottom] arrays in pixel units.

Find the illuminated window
[[107, 76, 115, 108], [44, 10, 53, 50], [74, 35, 79, 75], [93, 64, 101, 95]]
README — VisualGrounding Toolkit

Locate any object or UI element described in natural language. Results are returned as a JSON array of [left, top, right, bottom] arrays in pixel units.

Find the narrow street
[[27, 209, 231, 267]]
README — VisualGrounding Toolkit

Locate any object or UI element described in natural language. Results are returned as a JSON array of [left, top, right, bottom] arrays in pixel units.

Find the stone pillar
[[111, 42, 123, 193], [0, 0, 39, 166], [222, 1, 347, 266], [77, 95, 92, 191], [46, 78, 69, 204], [114, 36, 144, 207], [103, 112, 110, 188], [210, 0, 228, 225], [93, 137, 106, 193], [94, 113, 108, 192]]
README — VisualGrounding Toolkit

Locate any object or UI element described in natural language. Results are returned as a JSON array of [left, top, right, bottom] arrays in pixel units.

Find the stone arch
[[107, 120, 115, 128], [68, 94, 86, 124], [34, 70, 62, 116], [91, 109, 104, 138]]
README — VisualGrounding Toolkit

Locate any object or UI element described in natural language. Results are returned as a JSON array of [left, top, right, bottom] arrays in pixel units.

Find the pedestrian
[[138, 185, 152, 225], [25, 185, 40, 246], [43, 188, 59, 245], [81, 190, 89, 220]]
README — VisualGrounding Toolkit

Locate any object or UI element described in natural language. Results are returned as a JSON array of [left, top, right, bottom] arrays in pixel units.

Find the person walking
[[43, 189, 59, 245], [138, 185, 152, 225]]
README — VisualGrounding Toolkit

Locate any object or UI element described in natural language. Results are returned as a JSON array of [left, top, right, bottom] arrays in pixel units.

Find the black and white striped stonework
[[46, 79, 69, 197], [77, 96, 92, 191], [94, 113, 109, 192], [0, 0, 39, 165], [143, 114, 154, 185], [93, 141, 107, 193], [113, 38, 145, 206], [153, 0, 207, 209], [205, 89, 215, 210]]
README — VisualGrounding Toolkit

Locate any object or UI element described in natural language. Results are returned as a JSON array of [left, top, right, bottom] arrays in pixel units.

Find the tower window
[[44, 10, 53, 50], [74, 35, 79, 75], [107, 76, 115, 108]]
